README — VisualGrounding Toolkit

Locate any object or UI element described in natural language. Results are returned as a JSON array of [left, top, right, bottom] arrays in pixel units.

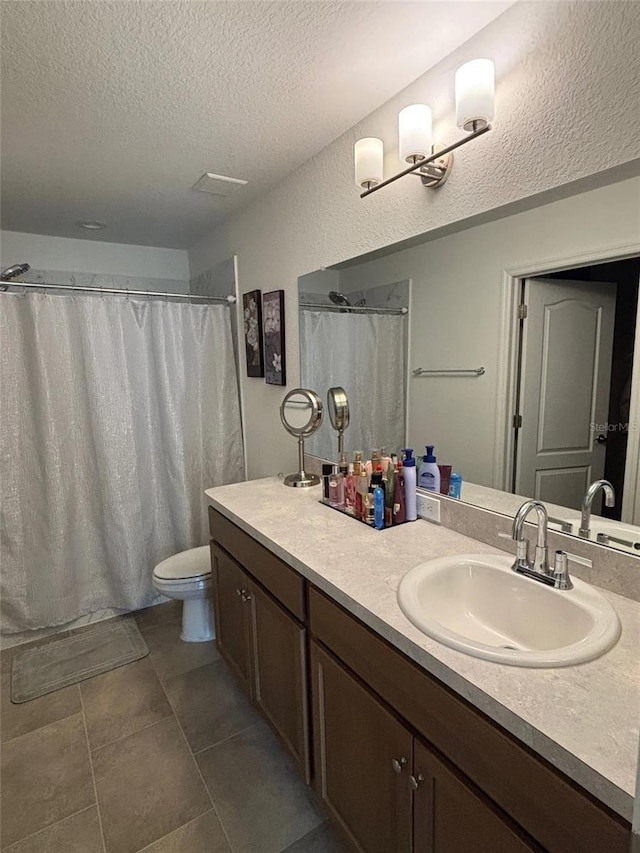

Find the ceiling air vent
[[191, 172, 248, 197]]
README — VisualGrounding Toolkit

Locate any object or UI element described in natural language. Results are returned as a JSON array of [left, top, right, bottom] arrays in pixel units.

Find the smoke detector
[[192, 172, 248, 197]]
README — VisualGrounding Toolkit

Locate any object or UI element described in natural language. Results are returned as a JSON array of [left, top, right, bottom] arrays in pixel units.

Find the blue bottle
[[449, 472, 463, 499], [373, 486, 385, 529]]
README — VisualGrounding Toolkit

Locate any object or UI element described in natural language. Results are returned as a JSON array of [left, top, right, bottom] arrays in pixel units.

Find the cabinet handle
[[409, 773, 425, 790], [235, 588, 243, 596], [391, 757, 408, 774], [240, 591, 252, 603]]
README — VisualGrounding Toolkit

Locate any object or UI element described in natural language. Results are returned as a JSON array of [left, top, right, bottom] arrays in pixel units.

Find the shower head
[[1, 263, 30, 282], [329, 291, 351, 307]]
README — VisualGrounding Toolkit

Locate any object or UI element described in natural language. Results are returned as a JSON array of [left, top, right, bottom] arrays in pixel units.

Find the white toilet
[[151, 545, 215, 642]]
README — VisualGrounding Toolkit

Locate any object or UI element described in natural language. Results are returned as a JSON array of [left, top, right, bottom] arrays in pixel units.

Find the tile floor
[[0, 602, 346, 853]]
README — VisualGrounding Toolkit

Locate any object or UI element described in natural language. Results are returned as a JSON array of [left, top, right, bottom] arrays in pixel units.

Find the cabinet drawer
[[209, 507, 306, 621], [309, 587, 630, 853]]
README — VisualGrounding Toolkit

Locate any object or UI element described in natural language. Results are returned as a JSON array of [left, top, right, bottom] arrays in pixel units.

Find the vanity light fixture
[[355, 58, 494, 198]]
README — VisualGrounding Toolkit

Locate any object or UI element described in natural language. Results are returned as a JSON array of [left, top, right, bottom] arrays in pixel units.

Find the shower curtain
[[300, 310, 407, 461], [0, 293, 244, 632]]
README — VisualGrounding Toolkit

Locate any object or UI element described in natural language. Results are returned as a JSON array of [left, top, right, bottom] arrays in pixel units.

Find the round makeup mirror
[[327, 387, 350, 456], [280, 389, 324, 487]]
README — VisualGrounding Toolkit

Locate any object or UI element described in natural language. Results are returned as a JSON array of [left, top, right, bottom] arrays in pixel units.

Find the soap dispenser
[[419, 445, 441, 493]]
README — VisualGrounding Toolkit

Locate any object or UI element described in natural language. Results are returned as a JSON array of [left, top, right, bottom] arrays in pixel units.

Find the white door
[[515, 278, 616, 510]]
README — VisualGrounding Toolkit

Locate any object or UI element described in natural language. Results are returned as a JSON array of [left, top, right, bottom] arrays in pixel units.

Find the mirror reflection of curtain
[[0, 293, 244, 632], [300, 310, 406, 461]]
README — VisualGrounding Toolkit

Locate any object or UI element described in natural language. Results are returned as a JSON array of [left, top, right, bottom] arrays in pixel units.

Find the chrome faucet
[[510, 500, 552, 582], [579, 480, 615, 539], [511, 501, 551, 576]]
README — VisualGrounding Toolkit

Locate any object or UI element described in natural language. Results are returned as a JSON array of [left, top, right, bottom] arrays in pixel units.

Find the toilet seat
[[153, 545, 211, 582]]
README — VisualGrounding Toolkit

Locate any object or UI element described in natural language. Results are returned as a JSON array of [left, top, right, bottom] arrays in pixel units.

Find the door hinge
[[513, 414, 523, 429], [518, 304, 528, 320]]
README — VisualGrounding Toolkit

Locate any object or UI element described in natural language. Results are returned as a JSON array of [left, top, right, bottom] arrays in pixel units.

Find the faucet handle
[[552, 550, 592, 590], [559, 551, 593, 569]]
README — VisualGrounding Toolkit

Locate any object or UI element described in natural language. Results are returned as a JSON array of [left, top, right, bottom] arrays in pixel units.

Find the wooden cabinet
[[412, 740, 538, 853], [210, 543, 251, 690], [310, 641, 413, 853], [311, 640, 538, 853], [209, 520, 310, 780], [248, 580, 310, 780]]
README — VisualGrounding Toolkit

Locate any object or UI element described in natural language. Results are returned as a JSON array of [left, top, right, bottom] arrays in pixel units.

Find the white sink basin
[[397, 554, 621, 667]]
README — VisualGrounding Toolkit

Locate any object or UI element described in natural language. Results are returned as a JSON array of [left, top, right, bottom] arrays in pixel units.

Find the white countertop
[[206, 478, 640, 821]]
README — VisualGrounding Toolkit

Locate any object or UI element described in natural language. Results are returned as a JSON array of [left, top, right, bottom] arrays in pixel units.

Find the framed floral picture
[[263, 290, 286, 386], [242, 289, 264, 377]]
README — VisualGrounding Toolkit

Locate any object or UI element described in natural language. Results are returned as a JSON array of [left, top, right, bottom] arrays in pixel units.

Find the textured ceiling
[[0, 0, 513, 249]]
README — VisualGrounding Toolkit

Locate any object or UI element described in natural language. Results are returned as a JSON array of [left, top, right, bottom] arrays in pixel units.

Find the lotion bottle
[[403, 449, 417, 521], [418, 445, 441, 493], [345, 463, 357, 515], [328, 465, 345, 508]]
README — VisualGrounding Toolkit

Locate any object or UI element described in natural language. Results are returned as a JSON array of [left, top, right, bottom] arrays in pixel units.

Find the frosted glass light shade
[[399, 104, 432, 164], [354, 138, 384, 188], [455, 58, 495, 131]]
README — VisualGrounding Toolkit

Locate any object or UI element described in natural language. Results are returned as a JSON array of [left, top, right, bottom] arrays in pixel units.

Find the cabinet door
[[310, 641, 413, 853], [248, 580, 310, 781], [413, 739, 539, 853], [210, 543, 251, 691]]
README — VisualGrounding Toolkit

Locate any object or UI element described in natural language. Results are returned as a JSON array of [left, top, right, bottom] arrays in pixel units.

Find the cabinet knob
[[410, 773, 425, 790], [391, 757, 408, 774], [240, 591, 252, 602], [235, 588, 243, 596]]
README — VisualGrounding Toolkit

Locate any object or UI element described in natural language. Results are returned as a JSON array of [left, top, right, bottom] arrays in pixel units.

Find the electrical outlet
[[417, 492, 441, 524]]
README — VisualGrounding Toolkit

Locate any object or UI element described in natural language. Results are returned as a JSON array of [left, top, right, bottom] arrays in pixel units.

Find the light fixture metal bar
[[360, 124, 491, 198], [0, 280, 236, 304]]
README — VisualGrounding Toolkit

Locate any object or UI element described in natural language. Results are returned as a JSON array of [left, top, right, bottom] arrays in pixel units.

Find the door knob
[[596, 434, 607, 445], [391, 757, 408, 774], [410, 773, 425, 790]]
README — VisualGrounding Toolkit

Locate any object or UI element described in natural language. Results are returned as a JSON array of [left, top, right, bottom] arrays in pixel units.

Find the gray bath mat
[[11, 616, 149, 703]]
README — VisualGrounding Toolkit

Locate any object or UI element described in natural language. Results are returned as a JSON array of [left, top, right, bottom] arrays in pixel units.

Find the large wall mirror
[[298, 178, 640, 557]]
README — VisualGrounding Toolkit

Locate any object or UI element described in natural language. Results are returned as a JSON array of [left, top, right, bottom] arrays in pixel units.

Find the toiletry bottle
[[321, 463, 333, 503], [418, 445, 441, 493], [356, 470, 368, 520], [353, 451, 363, 477], [393, 462, 406, 524], [373, 486, 385, 529], [371, 466, 385, 503], [363, 488, 375, 526], [385, 460, 395, 526], [328, 465, 345, 508], [345, 463, 357, 515], [438, 465, 452, 496], [366, 449, 381, 481], [449, 472, 463, 500], [403, 449, 417, 521], [380, 447, 392, 472]]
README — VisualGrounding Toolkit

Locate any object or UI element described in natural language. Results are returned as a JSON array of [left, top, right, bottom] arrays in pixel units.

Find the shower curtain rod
[[1, 281, 237, 304], [299, 303, 407, 315]]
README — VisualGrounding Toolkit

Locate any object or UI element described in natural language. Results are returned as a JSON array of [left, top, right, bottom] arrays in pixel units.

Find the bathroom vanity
[[206, 479, 638, 853]]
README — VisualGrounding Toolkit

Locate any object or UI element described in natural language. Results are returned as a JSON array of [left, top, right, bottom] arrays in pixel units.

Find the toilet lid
[[153, 545, 211, 581]]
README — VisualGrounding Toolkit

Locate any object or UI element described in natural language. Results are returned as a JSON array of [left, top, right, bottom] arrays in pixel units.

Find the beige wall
[[188, 1, 640, 479]]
